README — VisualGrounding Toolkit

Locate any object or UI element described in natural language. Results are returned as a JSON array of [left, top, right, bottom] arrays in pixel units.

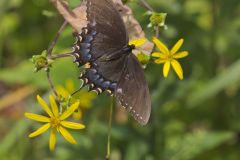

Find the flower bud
[[149, 12, 167, 28], [31, 50, 52, 72], [137, 52, 150, 68]]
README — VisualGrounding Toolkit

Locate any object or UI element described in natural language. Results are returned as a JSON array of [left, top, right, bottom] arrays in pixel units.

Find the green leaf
[[187, 60, 240, 107], [124, 141, 148, 160], [0, 58, 79, 89], [165, 130, 234, 160]]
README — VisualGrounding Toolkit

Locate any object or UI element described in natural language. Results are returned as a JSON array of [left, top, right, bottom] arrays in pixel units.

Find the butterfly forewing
[[94, 54, 127, 82], [86, 0, 128, 59]]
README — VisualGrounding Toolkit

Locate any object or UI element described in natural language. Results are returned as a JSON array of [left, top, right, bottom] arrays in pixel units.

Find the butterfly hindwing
[[115, 54, 151, 125]]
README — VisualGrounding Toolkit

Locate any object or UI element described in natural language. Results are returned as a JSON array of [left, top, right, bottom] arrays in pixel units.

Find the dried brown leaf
[[50, 0, 88, 33], [50, 0, 153, 54], [113, 0, 154, 55]]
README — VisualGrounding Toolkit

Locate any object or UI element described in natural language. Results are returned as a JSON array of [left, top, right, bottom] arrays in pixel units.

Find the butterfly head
[[122, 45, 135, 54], [129, 44, 136, 50]]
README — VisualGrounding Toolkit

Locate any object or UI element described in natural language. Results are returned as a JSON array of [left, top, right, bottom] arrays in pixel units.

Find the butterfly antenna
[[71, 79, 86, 96], [71, 88, 82, 96]]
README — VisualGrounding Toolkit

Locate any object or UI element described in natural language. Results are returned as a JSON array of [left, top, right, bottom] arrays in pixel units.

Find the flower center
[[165, 54, 174, 61], [50, 117, 61, 128]]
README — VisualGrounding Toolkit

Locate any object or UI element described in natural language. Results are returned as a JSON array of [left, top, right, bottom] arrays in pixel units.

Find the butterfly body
[[72, 0, 151, 125]]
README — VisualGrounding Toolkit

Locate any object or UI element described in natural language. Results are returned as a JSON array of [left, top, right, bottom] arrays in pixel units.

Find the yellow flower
[[57, 79, 96, 109], [25, 95, 85, 151], [152, 37, 189, 80], [57, 79, 96, 120], [129, 38, 151, 66], [129, 38, 147, 47]]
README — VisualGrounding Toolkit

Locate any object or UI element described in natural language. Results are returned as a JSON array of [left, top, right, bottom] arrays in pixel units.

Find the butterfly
[[72, 0, 151, 125]]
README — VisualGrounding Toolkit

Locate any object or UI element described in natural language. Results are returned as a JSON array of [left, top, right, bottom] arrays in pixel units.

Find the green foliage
[[188, 59, 240, 107], [165, 130, 234, 160], [0, 59, 79, 89]]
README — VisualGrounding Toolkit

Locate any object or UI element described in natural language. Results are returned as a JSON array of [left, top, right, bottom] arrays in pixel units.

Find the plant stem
[[46, 70, 59, 98], [138, 0, 160, 53], [139, 0, 154, 12], [151, 26, 160, 54], [138, 2, 165, 158], [155, 26, 160, 38], [45, 21, 70, 101], [45, 20, 72, 100], [49, 52, 73, 60], [106, 96, 114, 160], [47, 21, 68, 56]]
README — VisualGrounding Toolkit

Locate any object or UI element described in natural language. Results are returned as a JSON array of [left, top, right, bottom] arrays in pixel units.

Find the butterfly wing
[[73, 0, 151, 125], [73, 0, 129, 89], [115, 54, 151, 125], [73, 0, 128, 61], [87, 0, 128, 43]]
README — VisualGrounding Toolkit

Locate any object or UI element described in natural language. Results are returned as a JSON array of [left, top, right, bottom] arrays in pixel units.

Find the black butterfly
[[72, 0, 151, 125]]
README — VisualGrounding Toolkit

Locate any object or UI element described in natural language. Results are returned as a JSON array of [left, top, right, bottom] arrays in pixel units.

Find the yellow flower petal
[[72, 109, 82, 120], [60, 102, 80, 120], [66, 79, 75, 93], [170, 39, 184, 55], [163, 61, 171, 78], [37, 95, 53, 117], [49, 129, 56, 151], [171, 59, 183, 80], [129, 38, 147, 47], [74, 91, 96, 109], [154, 59, 166, 64], [29, 123, 51, 138], [152, 37, 169, 54], [172, 51, 189, 59], [59, 126, 77, 144], [56, 86, 70, 99], [152, 52, 166, 58], [49, 95, 59, 117], [61, 121, 85, 129], [25, 113, 50, 122]]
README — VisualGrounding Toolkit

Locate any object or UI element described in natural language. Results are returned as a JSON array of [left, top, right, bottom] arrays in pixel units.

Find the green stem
[[106, 96, 114, 160], [139, 0, 154, 12], [151, 26, 160, 54], [46, 70, 59, 99], [138, 0, 160, 54], [48, 52, 73, 60], [47, 21, 68, 56]]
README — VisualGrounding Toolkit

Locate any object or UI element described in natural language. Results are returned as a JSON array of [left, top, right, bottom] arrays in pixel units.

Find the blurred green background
[[1, 0, 240, 159]]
